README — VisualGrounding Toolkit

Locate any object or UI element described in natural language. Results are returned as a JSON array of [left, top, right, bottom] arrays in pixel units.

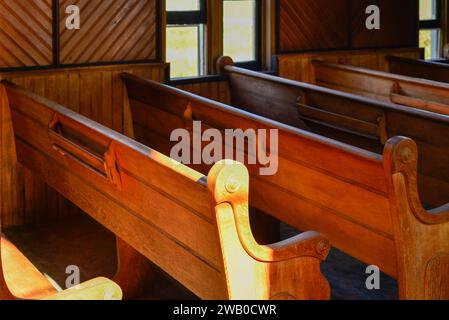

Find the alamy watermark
[[170, 121, 279, 176]]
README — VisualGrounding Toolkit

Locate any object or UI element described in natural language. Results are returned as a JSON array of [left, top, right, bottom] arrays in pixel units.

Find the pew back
[[4, 81, 227, 299], [312, 61, 449, 115], [123, 73, 399, 277], [388, 56, 449, 83], [3, 81, 330, 300], [220, 63, 449, 208], [123, 73, 449, 300]]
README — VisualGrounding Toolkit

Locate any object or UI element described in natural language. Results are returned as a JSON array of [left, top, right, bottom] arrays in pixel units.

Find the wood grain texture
[[0, 85, 122, 300], [221, 63, 449, 208], [175, 80, 230, 104], [388, 56, 449, 83], [6, 83, 331, 299], [124, 71, 449, 299], [0, 0, 53, 68], [275, 48, 422, 83], [0, 63, 167, 228], [59, 0, 158, 64], [124, 74, 397, 277], [277, 0, 418, 54], [312, 61, 449, 116], [124, 72, 449, 299], [278, 0, 349, 53], [351, 0, 419, 49]]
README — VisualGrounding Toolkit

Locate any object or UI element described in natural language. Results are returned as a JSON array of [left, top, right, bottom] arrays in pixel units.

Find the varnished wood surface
[[0, 85, 122, 300], [312, 61, 449, 115], [3, 82, 330, 300], [0, 0, 53, 68], [351, 0, 418, 49], [221, 61, 449, 208], [0, 63, 167, 228], [278, 0, 349, 53], [275, 48, 422, 83], [388, 56, 449, 83], [123, 71, 449, 299], [175, 79, 230, 104], [59, 0, 158, 64], [124, 73, 397, 277], [277, 0, 418, 53]]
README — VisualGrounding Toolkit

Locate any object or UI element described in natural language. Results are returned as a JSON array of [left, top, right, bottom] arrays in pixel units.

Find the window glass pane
[[167, 0, 200, 12], [223, 0, 256, 62], [420, 0, 437, 21], [167, 26, 202, 78], [420, 29, 440, 59]]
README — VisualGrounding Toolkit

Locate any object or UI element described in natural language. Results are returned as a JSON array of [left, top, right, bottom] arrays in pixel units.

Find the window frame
[[419, 0, 442, 59], [419, 0, 442, 29], [223, 0, 263, 71], [166, 0, 207, 25], [166, 0, 207, 78], [166, 0, 264, 80]]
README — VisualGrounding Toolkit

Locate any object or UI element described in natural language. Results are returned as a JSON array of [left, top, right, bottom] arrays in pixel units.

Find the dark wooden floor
[[3, 213, 397, 300]]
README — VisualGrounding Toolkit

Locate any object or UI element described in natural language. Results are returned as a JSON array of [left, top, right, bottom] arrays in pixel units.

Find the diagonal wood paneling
[[59, 0, 158, 65], [351, 0, 419, 49], [0, 0, 53, 68], [278, 0, 349, 53]]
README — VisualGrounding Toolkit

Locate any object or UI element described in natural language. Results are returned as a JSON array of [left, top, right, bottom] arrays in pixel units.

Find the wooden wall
[[0, 0, 53, 68], [278, 0, 349, 53], [0, 63, 167, 228], [175, 79, 230, 105], [351, 0, 419, 49], [277, 0, 419, 53], [0, 0, 159, 69], [276, 47, 422, 83], [59, 0, 158, 65]]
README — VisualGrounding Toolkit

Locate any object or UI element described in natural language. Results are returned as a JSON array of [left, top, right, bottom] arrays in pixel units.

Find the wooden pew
[[388, 56, 449, 83], [217, 57, 449, 209], [0, 85, 122, 301], [311, 60, 449, 115], [1, 81, 330, 300], [122, 73, 449, 300]]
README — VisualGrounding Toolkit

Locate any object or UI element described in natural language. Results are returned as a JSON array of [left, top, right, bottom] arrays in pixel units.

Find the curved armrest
[[428, 203, 449, 223], [43, 277, 122, 300], [266, 231, 330, 262]]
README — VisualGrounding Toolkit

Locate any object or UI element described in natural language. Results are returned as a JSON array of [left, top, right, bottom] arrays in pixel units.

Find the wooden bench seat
[[121, 72, 449, 300], [217, 57, 449, 209], [387, 56, 449, 84], [310, 61, 449, 116], [0, 86, 122, 301], [0, 81, 330, 300]]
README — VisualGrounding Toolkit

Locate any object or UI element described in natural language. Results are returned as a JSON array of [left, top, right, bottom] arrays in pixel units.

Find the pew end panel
[[0, 83, 122, 301], [122, 71, 449, 300], [207, 161, 330, 300], [3, 81, 331, 300], [384, 137, 449, 300]]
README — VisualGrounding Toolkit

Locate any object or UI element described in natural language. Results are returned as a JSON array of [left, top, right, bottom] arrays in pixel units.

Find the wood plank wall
[[0, 63, 168, 228], [0, 0, 159, 69], [277, 0, 419, 53], [175, 79, 230, 105], [0, 0, 53, 68], [59, 0, 158, 65], [276, 48, 422, 83], [278, 0, 349, 53]]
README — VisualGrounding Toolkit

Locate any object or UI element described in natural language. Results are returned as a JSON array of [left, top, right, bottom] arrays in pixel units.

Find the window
[[166, 0, 262, 79], [223, 0, 261, 70], [166, 0, 206, 78], [419, 0, 441, 59]]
